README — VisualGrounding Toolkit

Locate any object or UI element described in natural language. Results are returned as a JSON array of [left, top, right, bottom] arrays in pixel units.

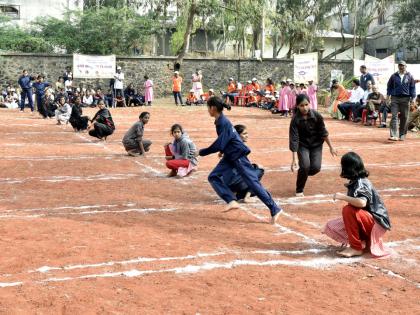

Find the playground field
[[0, 102, 419, 314]]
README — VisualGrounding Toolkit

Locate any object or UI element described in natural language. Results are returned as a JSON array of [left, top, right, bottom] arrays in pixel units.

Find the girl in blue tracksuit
[[198, 96, 283, 224]]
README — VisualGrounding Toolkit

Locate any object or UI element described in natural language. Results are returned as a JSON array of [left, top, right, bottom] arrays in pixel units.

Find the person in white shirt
[[113, 66, 125, 108], [353, 80, 373, 122], [338, 79, 365, 121]]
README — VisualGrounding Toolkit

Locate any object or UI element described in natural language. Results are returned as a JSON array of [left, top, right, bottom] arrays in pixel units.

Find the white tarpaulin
[[73, 54, 116, 79], [330, 69, 343, 86], [294, 52, 318, 83]]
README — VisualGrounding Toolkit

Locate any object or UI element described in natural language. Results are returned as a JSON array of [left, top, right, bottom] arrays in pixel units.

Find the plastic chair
[[233, 90, 248, 107]]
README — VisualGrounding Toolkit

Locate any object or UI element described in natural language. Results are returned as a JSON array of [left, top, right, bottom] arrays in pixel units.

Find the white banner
[[73, 54, 116, 79], [366, 54, 395, 94], [294, 52, 318, 83]]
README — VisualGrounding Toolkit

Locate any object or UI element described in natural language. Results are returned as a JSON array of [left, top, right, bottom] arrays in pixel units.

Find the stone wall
[[0, 53, 353, 97]]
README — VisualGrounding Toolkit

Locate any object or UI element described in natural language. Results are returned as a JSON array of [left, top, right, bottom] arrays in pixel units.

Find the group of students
[[220, 77, 318, 116], [118, 93, 392, 259], [329, 62, 419, 140]]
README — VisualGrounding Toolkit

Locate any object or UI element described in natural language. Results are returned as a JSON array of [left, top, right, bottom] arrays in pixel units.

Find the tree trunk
[[176, 0, 196, 64]]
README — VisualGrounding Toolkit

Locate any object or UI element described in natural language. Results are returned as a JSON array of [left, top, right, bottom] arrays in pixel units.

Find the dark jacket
[[347, 178, 391, 230], [387, 72, 416, 100], [18, 75, 35, 90], [199, 113, 250, 160], [33, 82, 50, 95], [360, 73, 375, 90], [91, 108, 115, 130], [289, 109, 329, 152]]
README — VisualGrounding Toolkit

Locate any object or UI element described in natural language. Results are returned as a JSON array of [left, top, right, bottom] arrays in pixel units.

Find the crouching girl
[[323, 152, 392, 258], [164, 124, 198, 177]]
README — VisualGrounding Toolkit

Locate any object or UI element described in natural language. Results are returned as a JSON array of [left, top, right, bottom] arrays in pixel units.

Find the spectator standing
[[359, 65, 375, 91], [386, 61, 416, 141], [172, 71, 184, 106], [113, 66, 125, 108], [17, 69, 35, 113]]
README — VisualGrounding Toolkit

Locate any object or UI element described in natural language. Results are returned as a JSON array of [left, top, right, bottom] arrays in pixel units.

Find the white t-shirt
[[114, 72, 124, 89], [349, 87, 365, 103]]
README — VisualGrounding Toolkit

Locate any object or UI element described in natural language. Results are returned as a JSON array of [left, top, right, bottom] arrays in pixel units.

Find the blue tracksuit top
[[386, 72, 416, 100], [199, 113, 250, 160], [18, 75, 35, 90], [33, 82, 50, 95]]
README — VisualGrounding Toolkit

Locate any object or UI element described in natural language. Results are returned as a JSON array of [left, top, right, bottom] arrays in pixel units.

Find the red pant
[[164, 145, 190, 170], [342, 205, 375, 251]]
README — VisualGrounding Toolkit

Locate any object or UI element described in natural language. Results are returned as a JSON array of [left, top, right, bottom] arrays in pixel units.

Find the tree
[[0, 14, 52, 53], [392, 0, 420, 49], [32, 7, 160, 55]]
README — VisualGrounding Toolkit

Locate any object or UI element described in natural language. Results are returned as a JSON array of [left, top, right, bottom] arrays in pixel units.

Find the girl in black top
[[69, 96, 89, 132], [88, 100, 115, 140], [289, 94, 337, 196]]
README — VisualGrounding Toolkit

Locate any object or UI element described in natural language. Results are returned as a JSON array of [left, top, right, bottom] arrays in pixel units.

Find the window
[[0, 5, 20, 20]]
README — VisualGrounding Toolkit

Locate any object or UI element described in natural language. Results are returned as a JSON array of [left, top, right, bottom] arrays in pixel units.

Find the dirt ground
[[0, 100, 419, 314]]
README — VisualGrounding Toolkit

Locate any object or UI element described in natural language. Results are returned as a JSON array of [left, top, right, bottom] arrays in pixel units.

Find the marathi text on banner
[[73, 54, 116, 79], [294, 52, 318, 84]]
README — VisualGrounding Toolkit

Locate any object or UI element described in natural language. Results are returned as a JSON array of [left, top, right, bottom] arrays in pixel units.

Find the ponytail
[[207, 96, 231, 112]]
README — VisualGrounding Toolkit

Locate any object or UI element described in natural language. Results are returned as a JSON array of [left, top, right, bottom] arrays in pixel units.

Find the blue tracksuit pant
[[208, 155, 282, 217], [20, 89, 34, 111]]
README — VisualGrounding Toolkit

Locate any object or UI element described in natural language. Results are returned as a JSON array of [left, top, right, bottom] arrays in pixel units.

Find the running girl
[[198, 97, 282, 224], [290, 94, 338, 196], [323, 152, 392, 258], [164, 124, 197, 177]]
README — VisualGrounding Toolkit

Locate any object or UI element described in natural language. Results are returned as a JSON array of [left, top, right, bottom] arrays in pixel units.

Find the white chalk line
[[0, 207, 177, 219], [0, 248, 362, 288], [0, 173, 142, 184]]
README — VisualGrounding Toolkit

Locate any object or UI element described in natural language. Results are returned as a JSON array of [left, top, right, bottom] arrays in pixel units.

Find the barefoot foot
[[337, 247, 363, 257], [223, 200, 241, 212]]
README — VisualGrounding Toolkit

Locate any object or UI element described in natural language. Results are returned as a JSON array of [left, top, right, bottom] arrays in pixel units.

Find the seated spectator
[[200, 89, 215, 102], [82, 90, 93, 107], [246, 91, 257, 107], [55, 77, 65, 91], [244, 80, 253, 95], [4, 90, 19, 109], [92, 88, 104, 107], [329, 80, 350, 119], [0, 94, 5, 108], [221, 78, 238, 103], [251, 78, 260, 93], [124, 83, 136, 106], [68, 90, 80, 104], [69, 96, 89, 132], [353, 81, 373, 122], [264, 78, 275, 95], [186, 89, 198, 105], [104, 88, 114, 107], [338, 79, 364, 121], [55, 87, 68, 103], [55, 96, 72, 125], [261, 95, 276, 110], [407, 94, 420, 132], [365, 85, 385, 126]]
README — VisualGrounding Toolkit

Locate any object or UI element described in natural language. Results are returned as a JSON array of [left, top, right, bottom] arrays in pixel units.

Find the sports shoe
[[295, 192, 304, 197], [388, 137, 398, 141]]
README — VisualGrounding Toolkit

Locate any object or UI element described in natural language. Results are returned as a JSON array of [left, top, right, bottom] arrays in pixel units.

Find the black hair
[[37, 75, 44, 79], [139, 111, 150, 119], [360, 65, 367, 69], [207, 96, 231, 112], [266, 77, 274, 85], [340, 152, 369, 180], [296, 94, 310, 106], [144, 75, 149, 80], [416, 94, 420, 98], [352, 79, 360, 86], [234, 124, 246, 135], [170, 123, 183, 134]]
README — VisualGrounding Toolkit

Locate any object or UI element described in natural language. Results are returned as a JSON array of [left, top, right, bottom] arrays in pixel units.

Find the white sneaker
[[295, 192, 304, 197]]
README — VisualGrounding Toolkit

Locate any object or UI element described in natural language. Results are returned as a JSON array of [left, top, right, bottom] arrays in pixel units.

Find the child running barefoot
[[227, 124, 265, 203], [197, 97, 283, 224], [164, 124, 198, 177], [323, 152, 392, 258]]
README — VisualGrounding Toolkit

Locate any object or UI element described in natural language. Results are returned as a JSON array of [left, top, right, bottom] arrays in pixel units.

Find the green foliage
[[392, 0, 420, 49], [0, 14, 52, 52], [32, 7, 160, 55]]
